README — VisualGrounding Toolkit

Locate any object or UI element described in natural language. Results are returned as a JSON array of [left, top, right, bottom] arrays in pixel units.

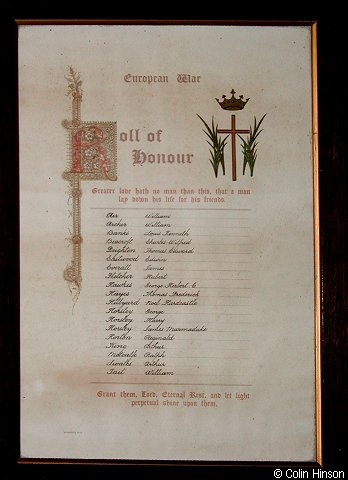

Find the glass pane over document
[[19, 24, 317, 461]]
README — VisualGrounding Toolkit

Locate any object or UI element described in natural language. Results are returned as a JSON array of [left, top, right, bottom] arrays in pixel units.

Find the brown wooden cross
[[217, 114, 250, 181]]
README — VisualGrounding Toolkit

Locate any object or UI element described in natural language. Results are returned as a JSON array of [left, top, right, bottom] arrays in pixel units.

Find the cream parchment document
[[19, 24, 319, 462]]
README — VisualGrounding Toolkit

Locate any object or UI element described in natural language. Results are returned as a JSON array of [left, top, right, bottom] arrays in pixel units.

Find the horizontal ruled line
[[99, 269, 250, 273], [91, 354, 251, 359], [96, 366, 250, 371], [91, 216, 250, 221], [96, 338, 250, 342], [90, 382, 253, 386], [91, 348, 249, 351], [91, 372, 247, 376], [197, 252, 251, 254], [92, 252, 251, 255], [100, 219, 251, 222], [193, 235, 249, 238], [93, 223, 251, 226], [89, 312, 251, 315], [90, 234, 250, 238], [91, 207, 251, 211], [90, 323, 251, 327], [188, 243, 250, 246], [88, 276, 251, 279], [94, 330, 251, 334], [184, 269, 249, 272], [163, 261, 250, 263], [89, 289, 251, 299], [145, 284, 251, 288], [195, 287, 251, 289], [202, 296, 251, 299], [89, 260, 250, 264], [141, 284, 252, 286], [95, 225, 250, 229]]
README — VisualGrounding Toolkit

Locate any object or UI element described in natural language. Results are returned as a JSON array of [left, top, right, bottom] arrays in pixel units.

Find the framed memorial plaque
[[17, 20, 321, 464]]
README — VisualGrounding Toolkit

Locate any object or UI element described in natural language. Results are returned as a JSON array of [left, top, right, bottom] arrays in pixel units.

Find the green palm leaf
[[238, 114, 266, 177], [197, 114, 228, 178]]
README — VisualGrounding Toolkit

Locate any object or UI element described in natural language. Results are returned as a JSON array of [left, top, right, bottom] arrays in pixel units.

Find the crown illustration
[[216, 89, 249, 111]]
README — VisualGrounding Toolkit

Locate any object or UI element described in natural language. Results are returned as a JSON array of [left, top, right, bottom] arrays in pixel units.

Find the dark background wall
[[0, 5, 346, 479]]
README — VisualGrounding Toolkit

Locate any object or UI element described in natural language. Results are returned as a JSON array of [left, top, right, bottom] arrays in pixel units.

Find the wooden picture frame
[[0, 14, 346, 476]]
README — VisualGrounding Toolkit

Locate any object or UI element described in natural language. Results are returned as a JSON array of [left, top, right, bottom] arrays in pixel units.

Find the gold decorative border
[[311, 22, 322, 466], [62, 68, 117, 297]]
